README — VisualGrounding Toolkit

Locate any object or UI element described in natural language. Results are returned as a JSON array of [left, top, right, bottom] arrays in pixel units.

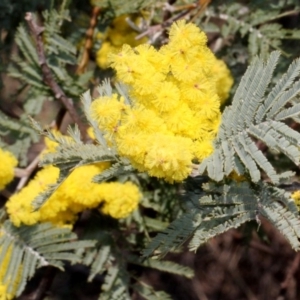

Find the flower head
[[95, 14, 148, 69], [0, 149, 17, 190], [99, 182, 141, 219], [92, 21, 233, 182], [90, 94, 127, 135], [143, 134, 194, 182], [292, 190, 300, 208], [168, 20, 208, 48], [211, 58, 234, 104]]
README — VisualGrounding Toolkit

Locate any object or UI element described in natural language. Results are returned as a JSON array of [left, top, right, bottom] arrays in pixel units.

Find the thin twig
[[25, 266, 57, 300], [136, 5, 196, 40], [264, 9, 300, 23], [76, 6, 101, 74], [14, 120, 58, 191], [280, 252, 300, 289], [15, 154, 42, 192], [209, 239, 257, 300], [1, 189, 12, 199], [190, 0, 211, 23], [137, 0, 211, 41], [24, 12, 86, 139]]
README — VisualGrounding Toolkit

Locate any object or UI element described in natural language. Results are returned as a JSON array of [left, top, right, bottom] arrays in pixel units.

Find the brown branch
[[136, 0, 211, 41], [208, 239, 257, 300], [24, 12, 86, 139], [15, 153, 42, 192], [163, 0, 177, 22], [190, 0, 212, 23], [23, 266, 57, 300], [280, 252, 300, 289], [76, 6, 101, 75], [136, 4, 196, 40]]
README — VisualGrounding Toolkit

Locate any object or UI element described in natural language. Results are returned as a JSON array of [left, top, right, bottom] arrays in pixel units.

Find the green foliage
[[8, 6, 91, 117], [207, 2, 300, 59], [81, 245, 194, 299], [84, 245, 112, 282], [0, 1, 92, 165], [129, 255, 194, 278], [132, 282, 172, 300], [34, 51, 300, 281], [144, 178, 300, 257], [199, 51, 300, 184], [0, 219, 95, 296], [143, 52, 300, 257], [91, 0, 155, 16], [0, 111, 38, 166], [1, 0, 300, 299]]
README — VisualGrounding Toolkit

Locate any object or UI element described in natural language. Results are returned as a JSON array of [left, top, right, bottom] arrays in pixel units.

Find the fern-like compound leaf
[[142, 211, 202, 258], [260, 201, 300, 251], [0, 221, 95, 296], [87, 245, 112, 282], [99, 261, 131, 300], [129, 256, 194, 278], [144, 179, 300, 256], [199, 52, 300, 183], [132, 282, 172, 300]]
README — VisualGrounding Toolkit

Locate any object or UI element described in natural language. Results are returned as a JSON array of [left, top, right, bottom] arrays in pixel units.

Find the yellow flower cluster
[[91, 20, 233, 182], [212, 59, 234, 104], [96, 14, 148, 69], [0, 245, 22, 300], [6, 136, 141, 227], [0, 148, 17, 191], [291, 190, 300, 208]]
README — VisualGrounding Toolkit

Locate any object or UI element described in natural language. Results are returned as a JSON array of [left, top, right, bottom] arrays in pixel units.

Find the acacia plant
[[0, 0, 300, 299]]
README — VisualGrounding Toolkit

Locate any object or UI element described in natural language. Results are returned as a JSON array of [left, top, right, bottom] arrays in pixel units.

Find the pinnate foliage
[[207, 2, 300, 58], [199, 51, 300, 184], [1, 1, 300, 299], [0, 219, 95, 296], [144, 52, 300, 257]]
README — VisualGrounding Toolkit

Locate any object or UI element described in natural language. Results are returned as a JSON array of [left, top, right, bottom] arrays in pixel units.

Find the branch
[[76, 6, 101, 74], [24, 12, 87, 139], [28, 266, 57, 300], [136, 4, 196, 40], [136, 0, 211, 41], [280, 252, 300, 290], [14, 154, 41, 191]]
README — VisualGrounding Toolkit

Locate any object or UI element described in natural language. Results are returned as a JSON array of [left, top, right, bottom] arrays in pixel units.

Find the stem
[[76, 6, 101, 74], [24, 12, 86, 139], [29, 266, 57, 300]]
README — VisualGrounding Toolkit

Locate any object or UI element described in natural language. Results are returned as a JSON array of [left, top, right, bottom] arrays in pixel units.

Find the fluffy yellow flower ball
[[143, 134, 194, 181], [212, 59, 234, 104], [7, 128, 141, 227], [96, 15, 148, 69], [90, 94, 127, 134], [98, 182, 141, 219], [91, 20, 233, 182], [7, 133, 142, 227], [291, 190, 300, 208], [6, 166, 58, 227], [0, 148, 17, 190], [7, 161, 141, 226]]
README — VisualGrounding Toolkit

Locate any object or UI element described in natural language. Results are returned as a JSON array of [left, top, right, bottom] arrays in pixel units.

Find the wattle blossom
[[0, 148, 17, 191], [91, 20, 233, 182], [94, 14, 148, 69], [6, 135, 141, 227], [292, 190, 300, 208]]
